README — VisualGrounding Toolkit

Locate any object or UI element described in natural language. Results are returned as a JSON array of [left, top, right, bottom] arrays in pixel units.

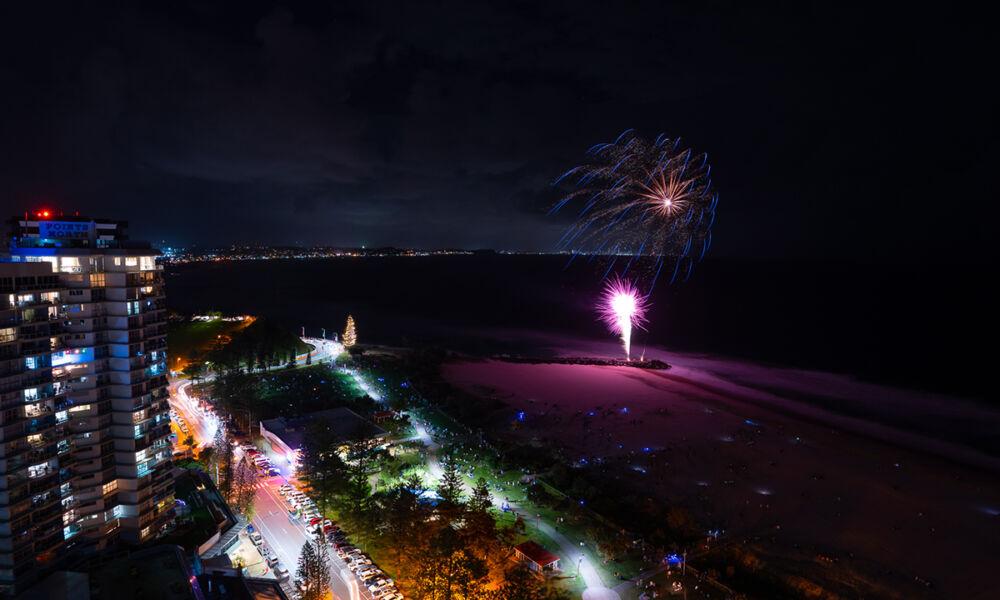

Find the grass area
[[168, 318, 253, 369], [643, 567, 723, 600], [253, 364, 374, 419], [376, 451, 427, 488], [258, 364, 364, 402], [380, 418, 416, 441]]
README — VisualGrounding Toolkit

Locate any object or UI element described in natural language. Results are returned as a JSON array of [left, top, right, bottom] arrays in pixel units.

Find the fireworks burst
[[597, 277, 649, 361], [552, 130, 718, 290]]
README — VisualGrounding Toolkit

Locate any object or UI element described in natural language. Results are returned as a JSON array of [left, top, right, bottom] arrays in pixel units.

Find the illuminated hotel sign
[[39, 221, 93, 239]]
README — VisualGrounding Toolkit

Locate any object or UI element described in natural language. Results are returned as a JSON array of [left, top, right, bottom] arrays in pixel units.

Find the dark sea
[[165, 255, 993, 399]]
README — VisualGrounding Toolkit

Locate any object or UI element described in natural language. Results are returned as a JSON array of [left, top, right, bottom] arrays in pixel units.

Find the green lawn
[[227, 364, 376, 422], [168, 319, 252, 366]]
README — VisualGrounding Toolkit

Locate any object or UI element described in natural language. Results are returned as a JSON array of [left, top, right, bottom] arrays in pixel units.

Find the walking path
[[413, 419, 620, 600]]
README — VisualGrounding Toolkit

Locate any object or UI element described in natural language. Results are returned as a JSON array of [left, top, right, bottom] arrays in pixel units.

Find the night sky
[[1, 2, 994, 262]]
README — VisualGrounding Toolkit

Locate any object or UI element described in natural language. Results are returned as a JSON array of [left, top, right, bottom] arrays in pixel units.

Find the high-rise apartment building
[[0, 213, 173, 593]]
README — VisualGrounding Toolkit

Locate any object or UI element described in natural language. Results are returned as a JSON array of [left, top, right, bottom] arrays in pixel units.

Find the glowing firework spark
[[552, 130, 718, 290], [597, 277, 649, 360]]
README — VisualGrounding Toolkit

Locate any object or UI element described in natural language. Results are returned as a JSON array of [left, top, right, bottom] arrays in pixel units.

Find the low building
[[197, 572, 289, 600], [372, 409, 398, 423], [16, 570, 89, 600], [92, 545, 205, 600], [513, 541, 560, 574], [259, 407, 387, 466]]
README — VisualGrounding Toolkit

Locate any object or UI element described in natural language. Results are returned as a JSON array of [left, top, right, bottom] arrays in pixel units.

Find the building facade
[[0, 214, 174, 593]]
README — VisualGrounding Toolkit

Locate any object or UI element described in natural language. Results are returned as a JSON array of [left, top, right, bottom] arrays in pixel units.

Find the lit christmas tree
[[343, 315, 357, 348]]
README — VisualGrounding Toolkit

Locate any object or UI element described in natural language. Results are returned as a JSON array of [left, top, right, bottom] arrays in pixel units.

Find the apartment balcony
[[13, 295, 60, 308], [0, 498, 30, 521], [25, 416, 57, 436], [58, 452, 76, 470], [35, 522, 65, 547], [18, 323, 61, 340], [27, 473, 59, 495], [0, 472, 28, 493], [144, 339, 167, 352], [58, 467, 80, 485], [152, 469, 173, 491], [26, 446, 58, 464], [111, 366, 147, 384], [24, 401, 55, 420], [20, 370, 54, 389], [31, 490, 60, 510], [32, 498, 64, 523], [139, 287, 165, 300], [143, 309, 166, 323], [0, 440, 28, 461]]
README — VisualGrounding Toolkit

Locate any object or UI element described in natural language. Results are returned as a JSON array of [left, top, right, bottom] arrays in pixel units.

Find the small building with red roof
[[372, 409, 399, 423], [513, 541, 560, 574]]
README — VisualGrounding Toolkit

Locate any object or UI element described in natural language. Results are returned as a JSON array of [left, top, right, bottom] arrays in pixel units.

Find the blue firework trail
[[601, 256, 619, 281], [669, 259, 682, 285], [648, 257, 666, 291], [614, 128, 634, 144], [563, 250, 580, 271], [553, 166, 583, 185], [550, 131, 718, 295]]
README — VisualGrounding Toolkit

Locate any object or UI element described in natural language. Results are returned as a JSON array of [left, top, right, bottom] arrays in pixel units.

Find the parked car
[[350, 561, 373, 573], [275, 565, 290, 580], [249, 531, 263, 546]]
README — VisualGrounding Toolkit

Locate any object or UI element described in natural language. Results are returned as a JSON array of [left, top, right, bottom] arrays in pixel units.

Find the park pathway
[[412, 419, 621, 600]]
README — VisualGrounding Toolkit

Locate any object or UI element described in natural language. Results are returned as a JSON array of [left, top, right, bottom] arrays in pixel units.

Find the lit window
[[102, 480, 118, 495]]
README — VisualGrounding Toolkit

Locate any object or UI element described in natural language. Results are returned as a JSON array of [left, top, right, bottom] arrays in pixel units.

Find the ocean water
[[165, 255, 993, 399]]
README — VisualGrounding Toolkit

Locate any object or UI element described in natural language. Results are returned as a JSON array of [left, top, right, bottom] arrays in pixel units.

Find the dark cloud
[[0, 2, 994, 260]]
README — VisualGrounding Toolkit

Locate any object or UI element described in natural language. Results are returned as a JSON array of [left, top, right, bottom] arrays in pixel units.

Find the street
[[248, 467, 373, 600], [170, 378, 218, 449]]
